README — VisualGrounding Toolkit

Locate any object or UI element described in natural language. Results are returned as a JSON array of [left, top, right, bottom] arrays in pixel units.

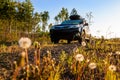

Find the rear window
[[61, 20, 83, 25]]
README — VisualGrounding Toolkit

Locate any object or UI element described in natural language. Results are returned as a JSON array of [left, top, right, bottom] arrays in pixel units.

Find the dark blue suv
[[50, 16, 91, 44]]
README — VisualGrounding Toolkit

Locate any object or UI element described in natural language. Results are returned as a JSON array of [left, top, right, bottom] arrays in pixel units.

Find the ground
[[0, 39, 120, 80]]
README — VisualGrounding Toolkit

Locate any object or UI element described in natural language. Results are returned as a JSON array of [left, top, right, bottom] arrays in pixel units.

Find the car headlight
[[79, 24, 83, 27], [69, 25, 75, 28], [69, 24, 82, 28], [50, 26, 55, 29]]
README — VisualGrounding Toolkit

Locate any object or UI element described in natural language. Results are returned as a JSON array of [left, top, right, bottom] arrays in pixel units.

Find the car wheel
[[78, 38, 82, 44], [51, 38, 54, 43], [67, 40, 71, 44], [53, 39, 59, 44]]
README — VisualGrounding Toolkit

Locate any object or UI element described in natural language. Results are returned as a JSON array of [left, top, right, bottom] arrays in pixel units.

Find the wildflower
[[86, 59, 90, 63], [73, 47, 79, 53], [103, 60, 107, 65], [88, 62, 97, 69], [115, 51, 120, 55], [26, 65, 30, 71], [75, 54, 84, 62], [47, 50, 51, 54], [35, 66, 40, 74], [29, 64, 33, 69], [51, 59, 55, 67], [75, 48, 79, 53], [34, 41, 39, 45], [13, 61, 17, 65], [53, 58, 55, 61], [108, 65, 117, 72], [35, 66, 39, 69], [81, 41, 86, 47], [33, 41, 40, 48], [18, 37, 32, 49], [108, 52, 113, 56]]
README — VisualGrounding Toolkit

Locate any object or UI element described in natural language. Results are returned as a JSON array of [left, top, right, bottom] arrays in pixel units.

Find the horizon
[[30, 0, 120, 38]]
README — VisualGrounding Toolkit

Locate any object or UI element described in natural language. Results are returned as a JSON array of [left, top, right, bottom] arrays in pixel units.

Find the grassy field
[[0, 37, 120, 80]]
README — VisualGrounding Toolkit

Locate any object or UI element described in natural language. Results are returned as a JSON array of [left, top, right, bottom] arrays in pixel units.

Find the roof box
[[69, 15, 81, 20]]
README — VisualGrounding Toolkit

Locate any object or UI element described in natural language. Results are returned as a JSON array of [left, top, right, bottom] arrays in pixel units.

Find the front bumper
[[50, 28, 80, 40]]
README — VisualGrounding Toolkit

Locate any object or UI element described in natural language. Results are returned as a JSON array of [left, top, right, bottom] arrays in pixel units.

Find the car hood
[[51, 24, 80, 29], [55, 24, 77, 26]]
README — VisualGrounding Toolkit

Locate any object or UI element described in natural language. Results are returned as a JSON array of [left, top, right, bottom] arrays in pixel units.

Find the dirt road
[[0, 42, 81, 79]]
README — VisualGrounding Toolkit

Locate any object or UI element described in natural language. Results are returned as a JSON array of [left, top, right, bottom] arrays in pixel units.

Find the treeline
[[0, 0, 81, 43]]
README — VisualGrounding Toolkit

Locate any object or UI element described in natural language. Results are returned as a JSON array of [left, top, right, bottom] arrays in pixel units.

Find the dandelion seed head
[[75, 48, 79, 53], [18, 37, 31, 49], [108, 65, 117, 72], [35, 66, 40, 72], [35, 66, 39, 70], [23, 66, 26, 70], [115, 51, 120, 55], [81, 41, 86, 47], [88, 62, 97, 69], [86, 59, 90, 63], [27, 65, 30, 68], [13, 61, 17, 64], [103, 60, 107, 65], [26, 65, 30, 72], [47, 50, 50, 54], [108, 52, 113, 56], [75, 54, 84, 62], [53, 58, 55, 61]]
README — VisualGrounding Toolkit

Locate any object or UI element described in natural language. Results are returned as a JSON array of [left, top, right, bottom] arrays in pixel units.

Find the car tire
[[51, 38, 54, 43], [78, 38, 82, 44], [67, 40, 71, 44], [53, 39, 59, 44]]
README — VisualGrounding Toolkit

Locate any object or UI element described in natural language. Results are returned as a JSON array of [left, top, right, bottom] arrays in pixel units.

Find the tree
[[86, 12, 93, 25], [0, 0, 35, 41], [54, 7, 69, 23], [40, 11, 50, 32], [32, 12, 41, 33], [0, 0, 17, 33], [70, 8, 78, 15], [54, 16, 59, 24], [22, 0, 34, 32], [60, 7, 69, 21], [48, 23, 53, 30]]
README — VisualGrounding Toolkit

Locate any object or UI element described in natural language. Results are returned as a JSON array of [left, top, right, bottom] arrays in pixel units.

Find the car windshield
[[61, 20, 83, 25]]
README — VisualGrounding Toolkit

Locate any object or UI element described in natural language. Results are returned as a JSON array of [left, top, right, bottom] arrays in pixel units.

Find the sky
[[30, 0, 120, 38]]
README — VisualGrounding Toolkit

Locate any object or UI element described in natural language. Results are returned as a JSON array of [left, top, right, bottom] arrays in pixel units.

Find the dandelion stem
[[25, 48, 29, 64]]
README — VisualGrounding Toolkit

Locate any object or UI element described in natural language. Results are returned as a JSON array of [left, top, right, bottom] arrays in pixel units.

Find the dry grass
[[0, 38, 120, 80]]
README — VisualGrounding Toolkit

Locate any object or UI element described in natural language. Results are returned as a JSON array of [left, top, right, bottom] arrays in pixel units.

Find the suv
[[50, 15, 91, 44]]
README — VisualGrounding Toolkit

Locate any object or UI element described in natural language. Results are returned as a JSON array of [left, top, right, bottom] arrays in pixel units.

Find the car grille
[[55, 26, 70, 29], [50, 28, 79, 36]]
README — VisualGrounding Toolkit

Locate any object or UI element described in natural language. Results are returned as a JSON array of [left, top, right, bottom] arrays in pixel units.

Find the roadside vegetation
[[0, 0, 70, 45], [0, 37, 120, 80]]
